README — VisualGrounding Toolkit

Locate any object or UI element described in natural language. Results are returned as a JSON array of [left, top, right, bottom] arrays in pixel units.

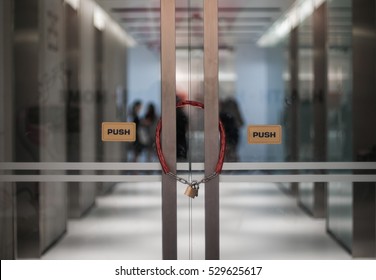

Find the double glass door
[[1, 0, 375, 260]]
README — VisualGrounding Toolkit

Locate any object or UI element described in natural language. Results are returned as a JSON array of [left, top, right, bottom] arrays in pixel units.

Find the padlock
[[184, 185, 198, 199]]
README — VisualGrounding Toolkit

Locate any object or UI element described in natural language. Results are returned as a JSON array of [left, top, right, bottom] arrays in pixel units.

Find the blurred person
[[130, 100, 144, 162], [220, 98, 244, 162], [176, 97, 188, 161], [142, 103, 159, 161]]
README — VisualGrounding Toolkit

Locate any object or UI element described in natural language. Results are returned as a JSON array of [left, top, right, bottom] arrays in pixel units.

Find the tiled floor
[[43, 182, 350, 260]]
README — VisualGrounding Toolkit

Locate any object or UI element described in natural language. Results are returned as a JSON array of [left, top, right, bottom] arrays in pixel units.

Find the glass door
[[1, 0, 376, 260]]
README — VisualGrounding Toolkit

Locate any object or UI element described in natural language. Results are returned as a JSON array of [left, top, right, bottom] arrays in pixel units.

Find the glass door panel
[[0, 0, 163, 259]]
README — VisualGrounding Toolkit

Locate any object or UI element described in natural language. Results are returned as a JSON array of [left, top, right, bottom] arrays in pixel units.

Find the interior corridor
[[43, 182, 350, 260]]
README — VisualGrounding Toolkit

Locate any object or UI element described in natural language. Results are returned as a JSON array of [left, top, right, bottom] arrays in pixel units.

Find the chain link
[[166, 172, 190, 185], [197, 172, 218, 185], [166, 171, 218, 186]]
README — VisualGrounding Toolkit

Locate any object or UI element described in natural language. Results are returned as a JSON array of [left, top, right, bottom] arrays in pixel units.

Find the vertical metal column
[[313, 3, 327, 218], [204, 0, 219, 260], [160, 0, 177, 260], [65, 3, 81, 218], [14, 0, 41, 259], [0, 0, 16, 260], [352, 0, 376, 258], [289, 27, 299, 196]]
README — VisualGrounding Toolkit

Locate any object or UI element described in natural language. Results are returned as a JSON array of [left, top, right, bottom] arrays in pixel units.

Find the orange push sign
[[248, 125, 282, 144], [102, 122, 136, 142]]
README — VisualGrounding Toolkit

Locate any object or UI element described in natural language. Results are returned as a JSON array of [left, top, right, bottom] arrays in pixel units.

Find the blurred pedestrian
[[142, 103, 159, 161], [130, 100, 143, 162], [220, 98, 244, 161]]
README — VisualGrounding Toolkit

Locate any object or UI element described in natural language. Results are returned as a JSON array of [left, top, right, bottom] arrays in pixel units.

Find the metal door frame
[[160, 0, 220, 260]]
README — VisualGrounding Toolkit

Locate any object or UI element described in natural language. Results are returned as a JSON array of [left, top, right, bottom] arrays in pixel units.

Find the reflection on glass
[[327, 0, 353, 251], [297, 14, 315, 212], [1, 0, 160, 259], [0, 0, 363, 261], [126, 11, 161, 162], [217, 4, 287, 163], [175, 1, 204, 164]]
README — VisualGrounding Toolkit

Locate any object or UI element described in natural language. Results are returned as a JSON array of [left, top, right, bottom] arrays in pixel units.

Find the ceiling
[[97, 0, 352, 50], [298, 0, 352, 48], [97, 0, 295, 49]]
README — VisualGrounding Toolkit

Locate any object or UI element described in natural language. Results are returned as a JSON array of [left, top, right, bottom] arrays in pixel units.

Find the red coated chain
[[155, 100, 226, 186]]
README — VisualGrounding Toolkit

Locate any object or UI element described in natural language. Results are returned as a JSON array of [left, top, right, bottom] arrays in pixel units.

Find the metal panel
[[299, 183, 314, 213], [289, 27, 299, 196], [297, 15, 314, 215], [326, 0, 353, 253], [313, 3, 328, 218], [352, 0, 376, 258], [14, 0, 40, 259], [204, 0, 219, 260], [0, 185, 16, 259], [160, 0, 177, 260], [327, 182, 352, 251], [65, 2, 82, 219], [0, 0, 15, 261], [13, 0, 68, 258], [94, 25, 105, 194], [79, 0, 96, 166], [38, 0, 67, 254]]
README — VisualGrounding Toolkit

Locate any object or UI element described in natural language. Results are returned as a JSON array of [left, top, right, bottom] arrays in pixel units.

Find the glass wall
[[326, 0, 353, 251], [0, 0, 162, 259], [125, 7, 161, 163], [297, 14, 315, 213]]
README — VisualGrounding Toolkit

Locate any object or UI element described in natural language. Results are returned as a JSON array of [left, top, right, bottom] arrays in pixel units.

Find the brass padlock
[[184, 185, 198, 199]]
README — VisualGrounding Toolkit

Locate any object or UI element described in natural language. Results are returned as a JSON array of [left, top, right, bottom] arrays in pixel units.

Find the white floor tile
[[43, 182, 350, 260]]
